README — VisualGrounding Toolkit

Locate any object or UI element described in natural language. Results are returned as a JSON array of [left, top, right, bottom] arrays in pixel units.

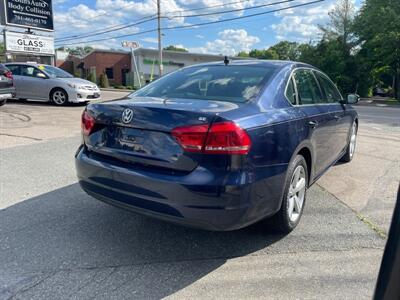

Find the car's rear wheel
[[51, 89, 68, 106], [340, 121, 357, 163], [0, 99, 6, 106], [270, 155, 308, 233]]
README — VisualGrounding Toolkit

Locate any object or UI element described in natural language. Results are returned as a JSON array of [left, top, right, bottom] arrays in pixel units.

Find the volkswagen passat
[[5, 63, 101, 105], [75, 60, 359, 232]]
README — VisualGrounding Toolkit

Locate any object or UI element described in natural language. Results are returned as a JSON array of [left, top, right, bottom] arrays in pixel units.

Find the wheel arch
[[290, 141, 314, 186], [49, 87, 68, 100]]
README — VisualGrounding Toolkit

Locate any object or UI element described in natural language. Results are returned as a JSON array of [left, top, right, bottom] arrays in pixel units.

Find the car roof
[[4, 62, 51, 67], [190, 59, 314, 69]]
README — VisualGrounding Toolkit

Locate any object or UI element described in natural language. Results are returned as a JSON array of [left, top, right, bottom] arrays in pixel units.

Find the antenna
[[224, 56, 229, 66]]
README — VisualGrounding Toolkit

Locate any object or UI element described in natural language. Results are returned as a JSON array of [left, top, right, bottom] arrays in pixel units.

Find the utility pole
[[157, 0, 163, 77]]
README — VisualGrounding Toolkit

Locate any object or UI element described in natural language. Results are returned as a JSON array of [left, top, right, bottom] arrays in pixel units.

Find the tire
[[51, 88, 68, 106], [0, 99, 6, 106], [270, 155, 308, 233], [340, 121, 357, 163]]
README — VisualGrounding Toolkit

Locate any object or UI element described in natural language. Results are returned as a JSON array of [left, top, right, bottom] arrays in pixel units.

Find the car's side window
[[20, 66, 44, 78], [315, 72, 342, 103], [6, 65, 21, 75], [285, 77, 297, 105], [293, 69, 324, 105]]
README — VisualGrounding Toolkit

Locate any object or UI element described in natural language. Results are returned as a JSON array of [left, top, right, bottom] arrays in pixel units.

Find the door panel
[[293, 69, 339, 176], [18, 65, 50, 101]]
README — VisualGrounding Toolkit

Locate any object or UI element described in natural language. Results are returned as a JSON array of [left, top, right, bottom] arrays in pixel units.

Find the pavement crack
[[316, 183, 388, 239], [0, 133, 42, 141]]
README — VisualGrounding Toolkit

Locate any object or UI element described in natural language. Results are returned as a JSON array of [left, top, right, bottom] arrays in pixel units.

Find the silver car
[[5, 63, 101, 105]]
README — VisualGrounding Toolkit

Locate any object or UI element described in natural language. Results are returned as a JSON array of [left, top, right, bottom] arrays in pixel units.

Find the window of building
[[105, 68, 114, 79]]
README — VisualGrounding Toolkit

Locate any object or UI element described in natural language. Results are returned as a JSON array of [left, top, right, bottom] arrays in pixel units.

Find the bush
[[99, 73, 110, 88], [87, 72, 96, 84]]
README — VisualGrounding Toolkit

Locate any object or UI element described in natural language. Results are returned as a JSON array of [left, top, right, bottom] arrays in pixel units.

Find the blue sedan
[[75, 60, 359, 232]]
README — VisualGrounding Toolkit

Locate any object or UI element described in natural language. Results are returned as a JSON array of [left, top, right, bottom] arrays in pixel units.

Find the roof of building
[[81, 48, 233, 60]]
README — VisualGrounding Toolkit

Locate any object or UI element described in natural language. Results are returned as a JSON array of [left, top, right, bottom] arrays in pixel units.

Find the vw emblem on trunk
[[121, 108, 134, 124]]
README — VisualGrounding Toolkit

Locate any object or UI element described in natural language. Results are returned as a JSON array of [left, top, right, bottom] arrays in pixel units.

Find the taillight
[[171, 124, 208, 152], [4, 71, 13, 80], [81, 111, 95, 136], [171, 121, 251, 155]]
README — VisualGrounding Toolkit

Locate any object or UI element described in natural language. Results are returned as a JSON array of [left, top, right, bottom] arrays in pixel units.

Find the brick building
[[58, 48, 231, 87]]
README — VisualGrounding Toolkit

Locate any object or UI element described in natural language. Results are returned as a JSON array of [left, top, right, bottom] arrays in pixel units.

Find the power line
[[56, 15, 157, 42], [55, 0, 270, 42], [167, 0, 296, 19], [56, 0, 324, 47]]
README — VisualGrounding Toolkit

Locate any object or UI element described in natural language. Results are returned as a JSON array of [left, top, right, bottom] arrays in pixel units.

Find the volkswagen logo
[[121, 108, 134, 124]]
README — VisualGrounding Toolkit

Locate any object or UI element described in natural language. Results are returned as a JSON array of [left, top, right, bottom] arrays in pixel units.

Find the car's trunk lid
[[84, 97, 242, 172]]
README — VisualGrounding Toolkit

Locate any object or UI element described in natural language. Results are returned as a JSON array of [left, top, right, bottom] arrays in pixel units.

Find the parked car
[[0, 64, 15, 106], [4, 63, 101, 105], [373, 87, 388, 97], [75, 60, 359, 233]]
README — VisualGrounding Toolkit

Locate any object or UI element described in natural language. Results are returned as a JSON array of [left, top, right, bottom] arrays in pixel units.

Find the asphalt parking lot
[[0, 92, 399, 299]]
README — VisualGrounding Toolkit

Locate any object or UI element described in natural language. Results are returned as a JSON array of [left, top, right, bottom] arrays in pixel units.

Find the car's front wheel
[[51, 89, 68, 106], [0, 99, 6, 106], [271, 155, 308, 233]]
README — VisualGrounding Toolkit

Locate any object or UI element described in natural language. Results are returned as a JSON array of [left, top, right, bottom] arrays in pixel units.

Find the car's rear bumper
[[75, 146, 288, 231]]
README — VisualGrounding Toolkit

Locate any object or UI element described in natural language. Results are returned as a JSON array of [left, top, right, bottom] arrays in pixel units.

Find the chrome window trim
[[283, 66, 344, 107]]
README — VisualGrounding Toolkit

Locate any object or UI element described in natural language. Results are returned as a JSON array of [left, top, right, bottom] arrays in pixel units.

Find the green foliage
[[235, 0, 398, 99], [99, 73, 110, 88], [353, 0, 400, 100], [163, 45, 188, 52], [269, 41, 300, 60], [67, 46, 94, 56], [87, 71, 97, 84]]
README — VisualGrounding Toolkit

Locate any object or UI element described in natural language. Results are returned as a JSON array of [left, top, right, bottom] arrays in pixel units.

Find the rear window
[[133, 65, 277, 103]]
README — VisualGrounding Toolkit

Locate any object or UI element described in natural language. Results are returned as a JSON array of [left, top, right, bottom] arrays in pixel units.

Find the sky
[[18, 0, 362, 55]]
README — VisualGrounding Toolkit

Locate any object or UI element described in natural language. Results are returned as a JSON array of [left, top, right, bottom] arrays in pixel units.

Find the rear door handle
[[308, 120, 318, 128]]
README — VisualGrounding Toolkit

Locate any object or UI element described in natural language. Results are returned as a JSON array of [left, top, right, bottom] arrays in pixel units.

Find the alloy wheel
[[349, 122, 357, 158], [52, 90, 67, 105], [287, 165, 306, 222]]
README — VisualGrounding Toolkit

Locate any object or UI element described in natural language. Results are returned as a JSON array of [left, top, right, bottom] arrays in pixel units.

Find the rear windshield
[[133, 65, 277, 103]]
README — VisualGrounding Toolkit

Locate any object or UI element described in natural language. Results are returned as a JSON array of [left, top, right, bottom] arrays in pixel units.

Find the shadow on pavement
[[0, 183, 284, 299], [5, 99, 87, 107]]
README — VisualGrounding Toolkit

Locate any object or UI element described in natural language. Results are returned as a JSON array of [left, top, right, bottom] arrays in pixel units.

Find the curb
[[100, 88, 134, 92]]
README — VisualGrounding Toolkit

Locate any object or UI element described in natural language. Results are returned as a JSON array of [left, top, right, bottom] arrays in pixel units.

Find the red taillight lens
[[81, 111, 95, 136], [171, 121, 251, 155], [4, 71, 13, 80], [171, 124, 209, 152], [204, 122, 251, 154]]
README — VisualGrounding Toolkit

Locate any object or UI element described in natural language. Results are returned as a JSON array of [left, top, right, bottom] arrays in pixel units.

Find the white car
[[5, 63, 101, 105]]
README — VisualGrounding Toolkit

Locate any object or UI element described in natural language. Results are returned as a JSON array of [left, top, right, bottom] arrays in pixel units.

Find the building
[[59, 48, 233, 87]]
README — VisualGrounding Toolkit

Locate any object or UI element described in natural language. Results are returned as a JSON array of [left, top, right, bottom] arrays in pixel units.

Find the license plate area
[[117, 127, 147, 153]]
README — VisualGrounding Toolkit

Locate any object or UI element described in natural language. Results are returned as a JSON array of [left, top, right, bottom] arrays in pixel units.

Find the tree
[[99, 73, 110, 88], [319, 0, 356, 46], [163, 45, 188, 52], [269, 41, 300, 60], [237, 51, 249, 57], [354, 0, 400, 100], [67, 46, 94, 56]]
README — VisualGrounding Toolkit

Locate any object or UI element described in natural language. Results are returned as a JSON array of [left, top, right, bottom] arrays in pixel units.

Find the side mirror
[[36, 73, 47, 79], [346, 93, 360, 104]]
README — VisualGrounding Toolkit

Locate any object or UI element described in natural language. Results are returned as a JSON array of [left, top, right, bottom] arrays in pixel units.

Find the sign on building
[[122, 41, 140, 49], [1, 0, 54, 31], [5, 31, 54, 55]]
